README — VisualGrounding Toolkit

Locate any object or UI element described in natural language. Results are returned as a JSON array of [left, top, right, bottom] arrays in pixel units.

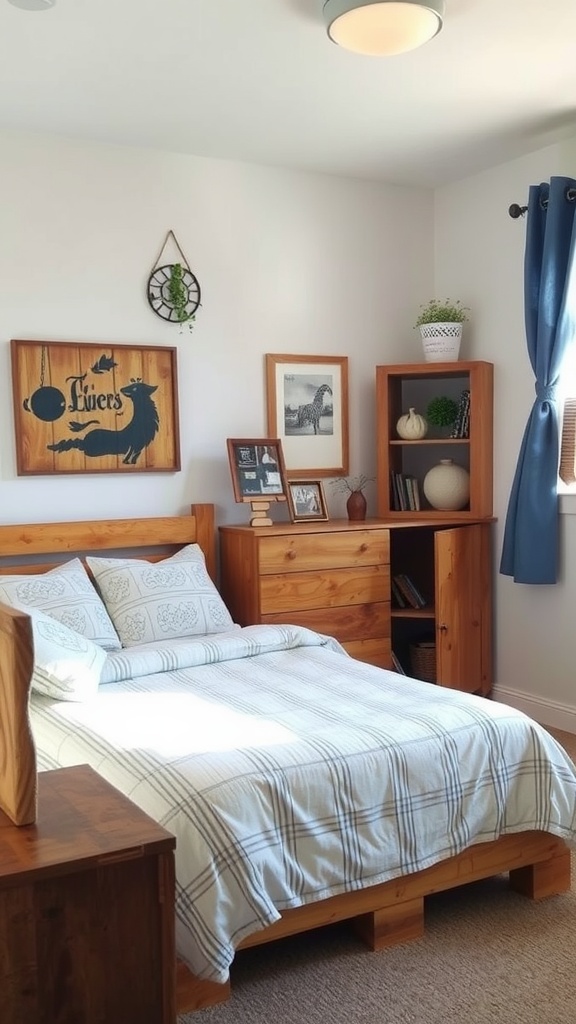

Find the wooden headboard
[[0, 503, 215, 827]]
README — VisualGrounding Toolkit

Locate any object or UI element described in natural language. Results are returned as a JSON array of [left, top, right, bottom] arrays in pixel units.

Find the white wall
[[3, 128, 574, 730], [435, 136, 576, 731], [0, 130, 432, 525]]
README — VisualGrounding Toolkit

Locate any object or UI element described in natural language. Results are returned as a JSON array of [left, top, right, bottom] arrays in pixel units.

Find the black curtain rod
[[509, 186, 576, 218]]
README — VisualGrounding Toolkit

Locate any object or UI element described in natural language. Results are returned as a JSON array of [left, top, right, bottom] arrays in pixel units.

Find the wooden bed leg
[[352, 896, 425, 951], [175, 960, 230, 1014], [509, 848, 572, 900]]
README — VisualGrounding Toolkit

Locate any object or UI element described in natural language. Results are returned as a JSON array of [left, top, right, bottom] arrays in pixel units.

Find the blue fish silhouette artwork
[[47, 379, 159, 465]]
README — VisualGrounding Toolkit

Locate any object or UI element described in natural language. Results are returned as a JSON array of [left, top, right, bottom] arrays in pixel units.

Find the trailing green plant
[[426, 396, 459, 427], [414, 298, 470, 327], [330, 474, 374, 495], [168, 263, 196, 332]]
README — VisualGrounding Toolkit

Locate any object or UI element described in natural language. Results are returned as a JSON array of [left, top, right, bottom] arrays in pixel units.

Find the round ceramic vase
[[346, 490, 367, 521], [423, 458, 470, 511]]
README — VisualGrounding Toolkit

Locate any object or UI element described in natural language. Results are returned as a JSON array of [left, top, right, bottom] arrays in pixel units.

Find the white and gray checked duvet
[[28, 624, 576, 983]]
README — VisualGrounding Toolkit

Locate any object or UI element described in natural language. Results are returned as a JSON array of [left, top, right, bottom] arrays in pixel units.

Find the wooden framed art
[[226, 438, 288, 526], [10, 339, 181, 475], [287, 479, 329, 522], [265, 354, 349, 479]]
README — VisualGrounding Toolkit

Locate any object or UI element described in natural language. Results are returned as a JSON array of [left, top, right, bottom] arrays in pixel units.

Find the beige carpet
[[179, 728, 576, 1024]]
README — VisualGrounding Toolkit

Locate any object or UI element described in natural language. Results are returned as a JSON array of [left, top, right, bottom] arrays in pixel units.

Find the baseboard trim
[[492, 685, 576, 735]]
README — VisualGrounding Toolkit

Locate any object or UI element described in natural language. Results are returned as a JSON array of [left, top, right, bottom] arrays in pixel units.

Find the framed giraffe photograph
[[265, 354, 349, 479]]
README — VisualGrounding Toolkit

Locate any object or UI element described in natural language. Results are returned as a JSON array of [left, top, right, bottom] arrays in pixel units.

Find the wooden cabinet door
[[435, 524, 491, 694]]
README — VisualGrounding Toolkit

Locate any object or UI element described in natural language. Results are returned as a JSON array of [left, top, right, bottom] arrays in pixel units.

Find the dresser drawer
[[341, 638, 391, 669], [261, 601, 390, 642], [257, 530, 389, 575], [259, 564, 389, 615]]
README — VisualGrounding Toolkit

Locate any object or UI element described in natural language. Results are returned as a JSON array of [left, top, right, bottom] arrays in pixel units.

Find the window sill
[[559, 492, 576, 514]]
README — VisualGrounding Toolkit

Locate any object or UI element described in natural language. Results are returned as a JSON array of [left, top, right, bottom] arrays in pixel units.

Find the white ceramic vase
[[423, 458, 470, 511], [419, 323, 463, 363]]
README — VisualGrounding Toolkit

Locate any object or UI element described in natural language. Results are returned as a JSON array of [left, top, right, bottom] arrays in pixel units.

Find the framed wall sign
[[287, 479, 329, 522], [266, 354, 349, 478], [10, 339, 180, 475]]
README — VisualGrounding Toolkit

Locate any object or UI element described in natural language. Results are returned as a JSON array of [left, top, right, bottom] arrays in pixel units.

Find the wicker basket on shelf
[[409, 641, 436, 684]]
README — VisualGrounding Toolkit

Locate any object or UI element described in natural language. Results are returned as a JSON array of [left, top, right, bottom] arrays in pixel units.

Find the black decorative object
[[147, 230, 201, 330]]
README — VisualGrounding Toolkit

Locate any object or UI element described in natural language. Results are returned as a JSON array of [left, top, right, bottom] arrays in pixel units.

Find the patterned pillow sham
[[11, 602, 106, 702], [86, 544, 236, 648], [0, 558, 121, 651]]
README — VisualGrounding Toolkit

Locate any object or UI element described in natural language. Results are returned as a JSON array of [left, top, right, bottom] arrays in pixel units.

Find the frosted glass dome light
[[323, 0, 444, 57]]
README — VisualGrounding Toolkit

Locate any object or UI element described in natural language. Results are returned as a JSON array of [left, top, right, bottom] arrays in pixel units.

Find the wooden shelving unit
[[376, 360, 493, 520]]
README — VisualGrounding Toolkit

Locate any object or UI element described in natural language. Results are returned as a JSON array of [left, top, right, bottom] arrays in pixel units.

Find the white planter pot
[[419, 322, 463, 363]]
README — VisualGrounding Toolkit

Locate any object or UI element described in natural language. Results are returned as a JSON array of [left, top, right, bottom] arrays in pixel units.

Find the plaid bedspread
[[29, 624, 576, 983]]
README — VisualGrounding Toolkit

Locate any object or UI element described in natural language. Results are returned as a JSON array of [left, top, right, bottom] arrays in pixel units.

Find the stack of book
[[390, 472, 421, 511], [451, 389, 470, 438], [391, 573, 427, 609]]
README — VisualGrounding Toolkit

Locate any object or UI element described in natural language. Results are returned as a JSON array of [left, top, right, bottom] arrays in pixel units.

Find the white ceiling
[[1, 0, 576, 188]]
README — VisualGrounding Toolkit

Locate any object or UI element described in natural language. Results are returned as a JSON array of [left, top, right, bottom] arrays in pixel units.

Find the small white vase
[[396, 407, 428, 440], [419, 323, 462, 363], [423, 458, 470, 511]]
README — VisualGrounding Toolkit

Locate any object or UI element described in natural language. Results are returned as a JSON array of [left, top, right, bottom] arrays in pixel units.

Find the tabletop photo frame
[[287, 479, 329, 522], [227, 437, 288, 498], [265, 354, 349, 479]]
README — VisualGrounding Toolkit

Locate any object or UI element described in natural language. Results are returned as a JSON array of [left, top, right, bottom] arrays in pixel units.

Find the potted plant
[[414, 298, 469, 363], [426, 395, 459, 431], [168, 263, 197, 333], [331, 474, 374, 521]]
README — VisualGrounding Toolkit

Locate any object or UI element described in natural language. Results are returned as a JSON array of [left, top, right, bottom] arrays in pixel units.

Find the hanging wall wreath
[[147, 230, 201, 332]]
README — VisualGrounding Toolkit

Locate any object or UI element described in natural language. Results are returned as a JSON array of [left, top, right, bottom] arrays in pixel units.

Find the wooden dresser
[[0, 764, 176, 1024], [219, 518, 391, 668]]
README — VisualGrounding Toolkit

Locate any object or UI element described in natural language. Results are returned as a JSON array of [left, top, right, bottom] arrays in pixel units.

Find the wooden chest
[[0, 765, 176, 1024], [219, 519, 391, 668]]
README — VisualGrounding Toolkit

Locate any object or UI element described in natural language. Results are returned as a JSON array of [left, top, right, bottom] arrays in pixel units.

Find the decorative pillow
[[86, 543, 236, 648], [10, 602, 106, 702], [0, 558, 121, 651]]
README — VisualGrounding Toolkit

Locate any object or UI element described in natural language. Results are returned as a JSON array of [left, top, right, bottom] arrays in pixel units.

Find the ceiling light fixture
[[323, 0, 444, 56], [7, 0, 55, 10]]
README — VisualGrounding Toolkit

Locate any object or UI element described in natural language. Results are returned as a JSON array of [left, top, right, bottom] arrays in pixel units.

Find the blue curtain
[[500, 176, 576, 584]]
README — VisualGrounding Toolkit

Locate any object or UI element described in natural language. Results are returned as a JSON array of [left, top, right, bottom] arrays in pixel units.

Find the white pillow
[[11, 602, 107, 702], [86, 543, 236, 648], [0, 558, 121, 651]]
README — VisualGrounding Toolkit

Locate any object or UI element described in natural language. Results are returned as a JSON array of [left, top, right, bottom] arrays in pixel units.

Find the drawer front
[[257, 530, 389, 575], [341, 638, 391, 669], [259, 565, 389, 615], [261, 601, 390, 643]]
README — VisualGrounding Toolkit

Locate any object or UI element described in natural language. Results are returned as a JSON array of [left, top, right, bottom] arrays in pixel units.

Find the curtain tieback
[[535, 383, 558, 402]]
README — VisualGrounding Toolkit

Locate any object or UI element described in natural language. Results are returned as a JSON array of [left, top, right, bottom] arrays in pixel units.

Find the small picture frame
[[287, 479, 329, 522], [227, 438, 288, 503]]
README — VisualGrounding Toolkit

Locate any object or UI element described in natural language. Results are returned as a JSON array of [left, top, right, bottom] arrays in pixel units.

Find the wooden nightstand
[[0, 764, 176, 1024], [220, 518, 391, 668]]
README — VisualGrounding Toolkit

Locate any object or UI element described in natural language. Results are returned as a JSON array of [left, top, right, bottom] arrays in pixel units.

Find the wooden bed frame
[[0, 503, 571, 1016]]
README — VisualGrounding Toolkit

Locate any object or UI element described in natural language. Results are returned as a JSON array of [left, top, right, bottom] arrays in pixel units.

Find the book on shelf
[[451, 389, 470, 439], [391, 650, 406, 675], [391, 577, 407, 608], [390, 472, 421, 511], [393, 573, 427, 609]]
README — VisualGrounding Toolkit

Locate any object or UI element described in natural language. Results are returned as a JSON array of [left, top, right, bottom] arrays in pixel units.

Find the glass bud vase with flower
[[331, 474, 374, 522]]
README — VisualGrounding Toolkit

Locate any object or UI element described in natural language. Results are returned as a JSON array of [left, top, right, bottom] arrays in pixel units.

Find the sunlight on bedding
[[53, 691, 297, 756]]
